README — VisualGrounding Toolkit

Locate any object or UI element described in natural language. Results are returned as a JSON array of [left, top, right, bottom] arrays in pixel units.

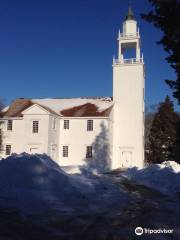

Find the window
[[63, 146, 68, 158], [86, 146, 93, 158], [32, 121, 39, 133], [6, 145, 11, 155], [7, 120, 13, 131], [64, 120, 69, 129], [52, 118, 56, 130], [87, 120, 93, 131]]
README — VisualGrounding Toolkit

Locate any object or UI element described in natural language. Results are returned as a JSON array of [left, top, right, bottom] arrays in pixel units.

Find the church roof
[[125, 7, 135, 21], [61, 103, 112, 117], [1, 99, 33, 117], [1, 97, 113, 118]]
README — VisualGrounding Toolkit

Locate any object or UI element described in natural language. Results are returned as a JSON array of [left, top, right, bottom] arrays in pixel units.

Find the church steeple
[[112, 8, 145, 169], [115, 6, 142, 63], [125, 6, 135, 21]]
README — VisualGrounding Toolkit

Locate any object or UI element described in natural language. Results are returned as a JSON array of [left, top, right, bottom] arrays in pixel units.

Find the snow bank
[[61, 165, 82, 174], [0, 153, 128, 215], [123, 161, 180, 195]]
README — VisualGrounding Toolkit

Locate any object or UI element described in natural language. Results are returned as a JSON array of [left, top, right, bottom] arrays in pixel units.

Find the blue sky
[[0, 0, 178, 110]]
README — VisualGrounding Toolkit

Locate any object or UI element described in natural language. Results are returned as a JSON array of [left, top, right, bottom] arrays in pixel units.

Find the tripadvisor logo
[[135, 227, 143, 236], [135, 227, 174, 236]]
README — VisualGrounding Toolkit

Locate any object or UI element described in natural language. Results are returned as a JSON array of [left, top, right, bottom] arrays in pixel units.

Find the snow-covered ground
[[0, 153, 128, 215], [123, 161, 180, 195], [0, 154, 180, 239]]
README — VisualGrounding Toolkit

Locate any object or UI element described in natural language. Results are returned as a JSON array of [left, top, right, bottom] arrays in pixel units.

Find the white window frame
[[7, 120, 13, 131], [86, 146, 93, 158], [32, 120, 39, 133], [64, 120, 69, 130], [87, 120, 93, 131], [63, 146, 69, 158], [5, 144, 11, 155]]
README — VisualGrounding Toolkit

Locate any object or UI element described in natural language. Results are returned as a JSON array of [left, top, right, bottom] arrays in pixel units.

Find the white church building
[[0, 8, 145, 170]]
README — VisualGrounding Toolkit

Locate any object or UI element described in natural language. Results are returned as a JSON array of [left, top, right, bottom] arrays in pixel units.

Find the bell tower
[[112, 7, 145, 169]]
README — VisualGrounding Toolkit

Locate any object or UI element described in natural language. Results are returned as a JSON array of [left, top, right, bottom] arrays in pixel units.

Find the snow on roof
[[1, 99, 33, 117], [32, 97, 113, 115], [1, 97, 113, 117], [2, 106, 9, 113]]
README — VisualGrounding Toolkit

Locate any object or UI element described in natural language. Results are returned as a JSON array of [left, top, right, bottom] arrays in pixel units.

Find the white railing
[[113, 58, 144, 65], [120, 32, 139, 38]]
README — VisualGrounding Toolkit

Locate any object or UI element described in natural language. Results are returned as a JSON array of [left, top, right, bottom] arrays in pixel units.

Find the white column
[[136, 40, 140, 61], [118, 40, 122, 60]]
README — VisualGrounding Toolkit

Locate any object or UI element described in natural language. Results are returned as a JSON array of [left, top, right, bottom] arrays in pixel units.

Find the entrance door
[[122, 151, 132, 167], [30, 147, 40, 154]]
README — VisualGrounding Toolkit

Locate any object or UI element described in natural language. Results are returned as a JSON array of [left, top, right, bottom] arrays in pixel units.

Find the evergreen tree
[[174, 114, 180, 163], [142, 0, 180, 104], [145, 105, 158, 163], [148, 96, 178, 164]]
